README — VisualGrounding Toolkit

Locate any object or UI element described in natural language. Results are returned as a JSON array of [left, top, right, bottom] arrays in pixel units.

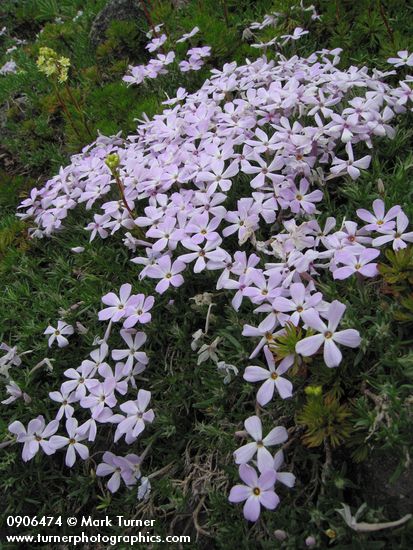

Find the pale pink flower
[[296, 301, 361, 368]]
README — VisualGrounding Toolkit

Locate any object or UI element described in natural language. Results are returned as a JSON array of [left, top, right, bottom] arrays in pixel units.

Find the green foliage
[[0, 216, 27, 256], [378, 247, 413, 292], [297, 389, 352, 448], [1, 0, 413, 547], [271, 322, 303, 361]]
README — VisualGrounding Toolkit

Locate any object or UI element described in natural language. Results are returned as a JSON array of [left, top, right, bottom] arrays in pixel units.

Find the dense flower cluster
[[8, 286, 155, 496], [36, 46, 71, 83], [123, 25, 209, 87], [12, 15, 413, 520]]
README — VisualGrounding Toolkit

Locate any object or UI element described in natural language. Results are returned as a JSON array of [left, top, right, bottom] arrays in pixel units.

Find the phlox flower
[[98, 283, 134, 322], [223, 201, 260, 243], [184, 212, 222, 244], [179, 239, 226, 273], [197, 160, 239, 192], [80, 343, 110, 376], [138, 476, 151, 500], [80, 379, 117, 419], [9, 416, 60, 461], [281, 27, 309, 45], [229, 464, 279, 522], [338, 221, 372, 248], [50, 417, 89, 467], [49, 389, 77, 420], [123, 294, 154, 328], [76, 418, 97, 442], [179, 57, 204, 72], [387, 50, 413, 68], [244, 345, 293, 404], [257, 449, 296, 488], [310, 217, 337, 247], [233, 415, 288, 471], [0, 60, 17, 75], [145, 255, 186, 293], [145, 34, 167, 52], [330, 143, 371, 180], [372, 211, 413, 250], [123, 65, 146, 86], [187, 46, 211, 58], [96, 452, 134, 493], [176, 26, 199, 43], [146, 216, 184, 252], [85, 213, 110, 241], [357, 199, 401, 232], [1, 381, 31, 405], [61, 364, 98, 399], [44, 321, 74, 348], [156, 51, 175, 66], [0, 342, 22, 367], [242, 320, 279, 359], [121, 454, 143, 485], [112, 330, 148, 373], [289, 178, 323, 215], [114, 389, 155, 443], [333, 248, 380, 279], [296, 301, 361, 368], [242, 271, 283, 305], [272, 282, 323, 326], [98, 363, 128, 395]]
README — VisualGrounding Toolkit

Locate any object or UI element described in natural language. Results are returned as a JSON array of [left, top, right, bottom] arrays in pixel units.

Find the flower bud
[[274, 529, 287, 541], [305, 535, 316, 547], [105, 153, 120, 172], [305, 385, 322, 396]]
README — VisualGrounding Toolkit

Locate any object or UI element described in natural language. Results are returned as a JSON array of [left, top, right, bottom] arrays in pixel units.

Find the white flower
[[197, 337, 221, 364], [44, 321, 74, 348]]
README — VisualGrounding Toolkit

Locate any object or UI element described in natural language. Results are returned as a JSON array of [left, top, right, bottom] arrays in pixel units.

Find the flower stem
[[114, 172, 135, 217], [64, 83, 94, 139], [54, 84, 84, 142]]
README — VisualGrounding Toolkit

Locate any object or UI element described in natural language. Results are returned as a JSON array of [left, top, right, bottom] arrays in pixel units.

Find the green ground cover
[[0, 1, 413, 548]]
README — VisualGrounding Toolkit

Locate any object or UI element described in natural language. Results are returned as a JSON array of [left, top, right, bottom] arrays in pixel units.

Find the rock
[[89, 0, 147, 48], [362, 452, 413, 516], [171, 0, 189, 7]]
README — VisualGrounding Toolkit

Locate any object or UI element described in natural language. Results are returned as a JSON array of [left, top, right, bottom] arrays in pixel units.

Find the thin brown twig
[[140, 0, 157, 35], [378, 1, 394, 45], [192, 496, 211, 538], [321, 437, 332, 488], [221, 0, 229, 28]]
